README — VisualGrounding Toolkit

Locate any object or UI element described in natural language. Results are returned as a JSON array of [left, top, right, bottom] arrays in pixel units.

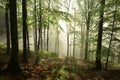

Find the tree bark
[[38, 0, 42, 50], [55, 26, 59, 54], [34, 0, 38, 51], [73, 8, 76, 59], [22, 0, 28, 64], [7, 0, 21, 72], [96, 0, 105, 70], [80, 21, 85, 59], [66, 0, 71, 58], [105, 0, 117, 70], [47, 0, 51, 51], [84, 0, 92, 61], [5, 0, 11, 54], [67, 26, 69, 57]]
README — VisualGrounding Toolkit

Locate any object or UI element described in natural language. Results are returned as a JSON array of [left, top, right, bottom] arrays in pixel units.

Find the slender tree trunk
[[96, 0, 105, 70], [46, 29, 49, 51], [55, 26, 59, 54], [47, 0, 50, 51], [67, 27, 69, 57], [34, 0, 38, 51], [57, 27, 60, 54], [34, 0, 42, 65], [5, 0, 11, 54], [26, 29, 30, 53], [40, 29, 43, 50], [22, 0, 28, 64], [38, 0, 42, 50], [46, 26, 49, 51], [84, 26, 89, 60], [66, 0, 71, 58], [57, 34, 59, 54], [73, 8, 76, 59], [84, 0, 91, 60], [7, 0, 21, 72], [80, 21, 85, 59], [43, 27, 46, 50], [105, 0, 117, 70], [73, 29, 75, 58]]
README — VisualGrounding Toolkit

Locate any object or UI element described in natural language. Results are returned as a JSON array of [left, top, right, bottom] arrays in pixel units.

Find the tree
[[46, 0, 51, 51], [83, 0, 97, 61], [62, 0, 71, 57], [73, 8, 76, 58], [33, 0, 38, 51], [105, 0, 118, 70], [38, 0, 43, 50], [96, 0, 105, 70], [22, 0, 28, 63], [7, 0, 21, 72], [34, 0, 43, 65], [5, 0, 10, 54], [84, 0, 91, 60], [77, 0, 99, 60], [55, 26, 60, 54]]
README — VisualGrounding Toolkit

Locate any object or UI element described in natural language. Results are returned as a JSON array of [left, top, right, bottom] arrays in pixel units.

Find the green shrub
[[37, 50, 58, 58]]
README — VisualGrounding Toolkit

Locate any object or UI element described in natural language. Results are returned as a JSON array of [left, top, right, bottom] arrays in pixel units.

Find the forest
[[0, 0, 120, 80]]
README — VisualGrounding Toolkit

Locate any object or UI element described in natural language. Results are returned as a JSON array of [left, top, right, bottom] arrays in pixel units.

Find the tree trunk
[[34, 0, 42, 65], [80, 21, 85, 59], [96, 0, 105, 70], [73, 8, 76, 59], [38, 0, 42, 50], [66, 0, 71, 58], [55, 26, 59, 54], [7, 0, 21, 72], [67, 26, 69, 57], [34, 0, 38, 51], [84, 26, 89, 60], [84, 0, 91, 60], [105, 0, 117, 70], [5, 0, 11, 54], [47, 0, 51, 51], [26, 29, 30, 54], [22, 0, 28, 64], [43, 27, 46, 50]]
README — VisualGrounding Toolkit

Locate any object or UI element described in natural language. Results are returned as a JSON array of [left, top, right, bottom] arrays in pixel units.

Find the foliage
[[0, 0, 120, 79], [38, 50, 58, 59], [0, 2, 5, 13], [0, 55, 120, 80], [0, 41, 6, 48]]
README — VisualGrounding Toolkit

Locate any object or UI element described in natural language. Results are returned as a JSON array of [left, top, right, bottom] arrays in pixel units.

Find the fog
[[0, 0, 81, 58]]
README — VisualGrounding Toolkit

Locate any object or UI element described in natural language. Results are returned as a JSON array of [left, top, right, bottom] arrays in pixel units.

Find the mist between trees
[[0, 0, 120, 73]]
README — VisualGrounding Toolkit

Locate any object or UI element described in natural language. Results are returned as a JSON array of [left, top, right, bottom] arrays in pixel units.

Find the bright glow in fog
[[0, 0, 79, 57], [58, 20, 67, 55], [58, 20, 67, 34]]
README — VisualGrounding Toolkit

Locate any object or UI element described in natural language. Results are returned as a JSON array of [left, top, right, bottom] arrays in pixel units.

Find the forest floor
[[0, 48, 120, 80]]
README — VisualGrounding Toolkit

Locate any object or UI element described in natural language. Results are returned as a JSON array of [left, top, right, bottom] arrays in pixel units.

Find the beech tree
[[5, 0, 10, 54], [22, 0, 28, 63], [96, 0, 105, 70], [7, 0, 21, 72]]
